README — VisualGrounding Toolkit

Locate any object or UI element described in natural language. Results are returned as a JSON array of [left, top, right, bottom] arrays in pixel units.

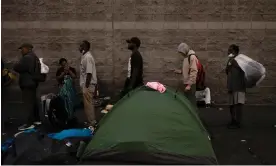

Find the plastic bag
[[235, 54, 266, 88], [39, 58, 49, 74]]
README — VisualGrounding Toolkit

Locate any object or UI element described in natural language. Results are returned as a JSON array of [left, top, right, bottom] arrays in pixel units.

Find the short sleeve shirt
[[80, 51, 97, 87]]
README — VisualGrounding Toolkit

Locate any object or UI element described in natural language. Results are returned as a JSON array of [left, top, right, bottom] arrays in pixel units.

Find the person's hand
[[173, 69, 182, 74], [64, 65, 69, 71], [85, 84, 90, 88], [185, 85, 191, 91]]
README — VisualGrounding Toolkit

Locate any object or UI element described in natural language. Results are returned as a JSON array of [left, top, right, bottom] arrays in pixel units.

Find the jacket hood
[[177, 43, 190, 55], [188, 50, 195, 56]]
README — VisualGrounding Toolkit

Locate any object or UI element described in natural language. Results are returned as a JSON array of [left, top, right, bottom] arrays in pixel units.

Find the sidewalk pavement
[[1, 104, 276, 165]]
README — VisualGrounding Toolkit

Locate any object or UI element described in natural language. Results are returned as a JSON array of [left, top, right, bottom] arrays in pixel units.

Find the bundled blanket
[[234, 54, 266, 88], [58, 75, 77, 119], [146, 82, 166, 93]]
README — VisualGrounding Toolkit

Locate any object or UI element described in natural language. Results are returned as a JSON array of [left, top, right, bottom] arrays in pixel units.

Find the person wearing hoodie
[[13, 43, 41, 131], [174, 43, 198, 106]]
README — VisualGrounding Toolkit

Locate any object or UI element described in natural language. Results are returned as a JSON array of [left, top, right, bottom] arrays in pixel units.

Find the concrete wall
[[2, 0, 276, 105]]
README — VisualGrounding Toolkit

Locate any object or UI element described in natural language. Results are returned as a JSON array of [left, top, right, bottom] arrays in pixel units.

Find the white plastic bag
[[39, 58, 49, 74], [235, 54, 266, 88]]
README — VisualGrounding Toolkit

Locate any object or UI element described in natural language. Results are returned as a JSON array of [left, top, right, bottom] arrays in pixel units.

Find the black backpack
[[33, 55, 47, 82], [48, 96, 70, 129]]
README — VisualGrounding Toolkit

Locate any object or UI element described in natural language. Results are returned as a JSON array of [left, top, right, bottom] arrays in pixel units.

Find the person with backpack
[[13, 43, 45, 130], [174, 43, 198, 107]]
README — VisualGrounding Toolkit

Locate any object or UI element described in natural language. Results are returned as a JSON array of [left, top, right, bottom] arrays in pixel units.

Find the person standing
[[174, 43, 198, 107], [226, 44, 246, 129], [121, 37, 144, 98], [79, 40, 97, 127], [56, 58, 77, 87], [13, 43, 41, 130]]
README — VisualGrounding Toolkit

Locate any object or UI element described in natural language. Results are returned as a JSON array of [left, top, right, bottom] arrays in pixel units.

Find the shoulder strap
[[34, 55, 41, 74], [188, 54, 197, 65]]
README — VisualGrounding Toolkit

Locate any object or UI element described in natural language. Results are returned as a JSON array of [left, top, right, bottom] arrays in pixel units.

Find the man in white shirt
[[79, 40, 97, 127]]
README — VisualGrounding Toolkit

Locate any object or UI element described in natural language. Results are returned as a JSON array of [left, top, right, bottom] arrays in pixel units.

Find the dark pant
[[22, 88, 40, 125], [183, 84, 197, 108], [120, 78, 143, 98], [230, 104, 243, 123]]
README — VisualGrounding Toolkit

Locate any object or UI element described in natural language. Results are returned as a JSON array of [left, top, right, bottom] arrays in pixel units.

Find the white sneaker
[[18, 124, 35, 131], [34, 121, 42, 125]]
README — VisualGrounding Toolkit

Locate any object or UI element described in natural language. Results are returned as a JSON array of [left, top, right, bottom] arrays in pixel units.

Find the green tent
[[80, 86, 218, 165]]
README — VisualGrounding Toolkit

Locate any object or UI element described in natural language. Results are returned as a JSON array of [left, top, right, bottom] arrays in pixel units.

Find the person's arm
[[56, 68, 65, 82], [128, 55, 140, 89], [68, 67, 77, 79], [174, 69, 182, 74], [3, 77, 13, 87], [225, 59, 232, 74], [13, 56, 32, 73], [85, 57, 94, 88], [187, 55, 198, 86]]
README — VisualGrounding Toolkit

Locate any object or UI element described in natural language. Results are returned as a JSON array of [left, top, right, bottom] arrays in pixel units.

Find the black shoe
[[227, 121, 241, 129]]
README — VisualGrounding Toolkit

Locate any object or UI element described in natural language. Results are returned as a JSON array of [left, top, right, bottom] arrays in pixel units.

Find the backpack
[[33, 55, 47, 82], [188, 54, 206, 91], [48, 96, 70, 129]]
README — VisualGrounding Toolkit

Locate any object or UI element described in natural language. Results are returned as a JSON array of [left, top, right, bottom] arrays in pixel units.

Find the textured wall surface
[[2, 0, 276, 104]]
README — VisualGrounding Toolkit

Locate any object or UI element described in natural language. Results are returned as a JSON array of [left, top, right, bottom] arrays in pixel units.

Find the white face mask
[[82, 50, 85, 54], [228, 53, 234, 58]]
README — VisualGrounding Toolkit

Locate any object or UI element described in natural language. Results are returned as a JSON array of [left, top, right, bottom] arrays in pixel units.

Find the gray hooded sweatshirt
[[177, 43, 198, 85]]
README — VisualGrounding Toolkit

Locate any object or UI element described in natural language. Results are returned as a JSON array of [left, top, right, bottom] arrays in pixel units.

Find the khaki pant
[[82, 85, 96, 125]]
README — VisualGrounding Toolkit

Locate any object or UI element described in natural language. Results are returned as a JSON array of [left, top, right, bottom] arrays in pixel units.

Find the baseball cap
[[18, 43, 33, 49], [126, 37, 141, 47]]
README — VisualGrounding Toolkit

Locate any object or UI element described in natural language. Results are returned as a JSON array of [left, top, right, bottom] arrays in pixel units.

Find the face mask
[[82, 50, 85, 54], [228, 53, 234, 58]]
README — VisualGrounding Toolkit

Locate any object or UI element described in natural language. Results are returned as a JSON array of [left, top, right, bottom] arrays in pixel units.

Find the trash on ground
[[65, 141, 72, 147], [105, 104, 113, 111], [101, 109, 108, 114], [104, 96, 111, 100], [218, 108, 224, 111], [241, 139, 247, 143]]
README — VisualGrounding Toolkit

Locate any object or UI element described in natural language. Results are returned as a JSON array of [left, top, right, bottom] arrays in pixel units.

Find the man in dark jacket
[[14, 43, 41, 130], [120, 37, 144, 98], [226, 44, 246, 129]]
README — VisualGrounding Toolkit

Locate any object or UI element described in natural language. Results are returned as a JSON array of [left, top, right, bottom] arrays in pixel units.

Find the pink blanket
[[146, 82, 166, 93]]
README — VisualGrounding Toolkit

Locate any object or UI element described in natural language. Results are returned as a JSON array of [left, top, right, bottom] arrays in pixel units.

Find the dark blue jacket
[[226, 58, 246, 93], [13, 52, 38, 89]]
